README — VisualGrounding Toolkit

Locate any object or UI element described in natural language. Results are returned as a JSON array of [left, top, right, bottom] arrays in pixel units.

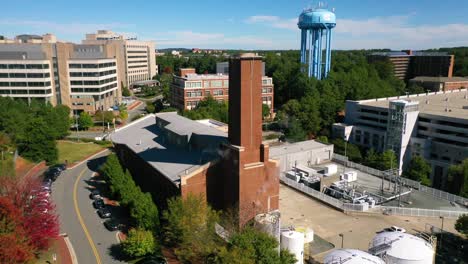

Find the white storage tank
[[370, 232, 434, 264], [281, 231, 304, 264], [324, 249, 385, 264]]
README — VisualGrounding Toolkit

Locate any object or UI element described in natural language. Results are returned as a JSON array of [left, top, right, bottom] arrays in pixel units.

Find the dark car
[[45, 167, 61, 181], [136, 255, 168, 264], [93, 198, 105, 209], [51, 163, 67, 171], [103, 219, 120, 231], [89, 189, 101, 200], [97, 207, 111, 218]]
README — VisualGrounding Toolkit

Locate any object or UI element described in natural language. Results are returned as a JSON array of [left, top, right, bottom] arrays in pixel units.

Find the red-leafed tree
[[0, 175, 59, 252], [0, 196, 35, 263]]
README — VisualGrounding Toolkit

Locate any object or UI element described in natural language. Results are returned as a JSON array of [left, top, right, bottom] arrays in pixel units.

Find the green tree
[[219, 227, 296, 264], [455, 214, 468, 236], [404, 156, 432, 186], [331, 138, 363, 162], [316, 135, 328, 144], [162, 195, 220, 262], [78, 112, 94, 130], [122, 85, 131, 97], [407, 83, 425, 94], [121, 228, 157, 258], [262, 104, 270, 120], [380, 150, 398, 171], [129, 191, 160, 232], [94, 110, 114, 125], [285, 119, 306, 143], [16, 117, 57, 164], [447, 159, 468, 197], [145, 101, 155, 113]]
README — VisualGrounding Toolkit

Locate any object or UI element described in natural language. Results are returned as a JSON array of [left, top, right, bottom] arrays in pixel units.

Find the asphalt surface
[[52, 150, 127, 264]]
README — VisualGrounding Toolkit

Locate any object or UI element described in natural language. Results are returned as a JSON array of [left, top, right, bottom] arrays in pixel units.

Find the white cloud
[[154, 31, 273, 49], [245, 14, 468, 49], [245, 16, 297, 30]]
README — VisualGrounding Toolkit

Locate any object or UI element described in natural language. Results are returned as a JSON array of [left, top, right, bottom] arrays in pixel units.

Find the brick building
[[409, 76, 468, 92], [112, 54, 279, 225], [170, 65, 274, 113], [368, 50, 454, 81]]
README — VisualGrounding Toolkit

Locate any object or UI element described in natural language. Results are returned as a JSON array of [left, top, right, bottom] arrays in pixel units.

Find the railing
[[280, 175, 344, 210], [379, 206, 465, 218], [332, 154, 468, 205]]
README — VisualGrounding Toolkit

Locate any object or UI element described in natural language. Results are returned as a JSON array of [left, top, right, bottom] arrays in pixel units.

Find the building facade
[[0, 35, 121, 114], [368, 50, 454, 81], [82, 30, 156, 87], [170, 66, 274, 112], [333, 89, 468, 189], [409, 76, 468, 92]]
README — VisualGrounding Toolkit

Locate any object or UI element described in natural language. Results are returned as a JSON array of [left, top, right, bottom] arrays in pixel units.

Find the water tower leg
[[317, 29, 323, 79], [308, 30, 314, 77], [300, 29, 307, 66], [313, 30, 320, 78], [326, 28, 333, 76]]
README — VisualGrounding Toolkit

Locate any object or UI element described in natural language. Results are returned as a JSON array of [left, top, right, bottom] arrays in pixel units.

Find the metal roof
[[410, 76, 468, 83], [270, 140, 331, 158]]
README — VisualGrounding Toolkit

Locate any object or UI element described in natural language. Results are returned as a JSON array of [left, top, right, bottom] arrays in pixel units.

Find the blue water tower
[[298, 5, 336, 79]]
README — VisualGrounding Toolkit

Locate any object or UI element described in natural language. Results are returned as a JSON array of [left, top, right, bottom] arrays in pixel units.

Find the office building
[[170, 63, 274, 112], [409, 76, 468, 92], [368, 50, 454, 81], [0, 34, 121, 113], [333, 89, 468, 188], [82, 30, 156, 87]]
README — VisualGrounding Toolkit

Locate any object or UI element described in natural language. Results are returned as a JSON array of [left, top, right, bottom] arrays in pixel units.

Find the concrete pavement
[[52, 150, 126, 264]]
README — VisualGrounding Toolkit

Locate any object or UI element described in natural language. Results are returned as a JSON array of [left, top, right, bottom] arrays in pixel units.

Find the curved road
[[52, 150, 126, 264]]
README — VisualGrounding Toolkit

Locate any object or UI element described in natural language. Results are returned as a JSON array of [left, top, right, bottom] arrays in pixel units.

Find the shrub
[[121, 229, 157, 258]]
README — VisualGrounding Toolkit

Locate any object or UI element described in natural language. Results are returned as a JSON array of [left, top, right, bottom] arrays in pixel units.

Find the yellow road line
[[73, 168, 102, 264]]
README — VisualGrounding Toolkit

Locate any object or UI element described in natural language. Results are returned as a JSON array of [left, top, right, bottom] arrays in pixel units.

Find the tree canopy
[[404, 155, 432, 186]]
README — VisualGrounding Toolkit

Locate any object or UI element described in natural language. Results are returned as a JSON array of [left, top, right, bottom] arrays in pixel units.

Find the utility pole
[[343, 136, 348, 174], [339, 233, 344, 248]]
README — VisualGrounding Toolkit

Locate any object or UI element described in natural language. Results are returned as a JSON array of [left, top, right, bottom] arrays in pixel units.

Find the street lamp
[[338, 233, 344, 248], [440, 216, 444, 231], [439, 216, 445, 248]]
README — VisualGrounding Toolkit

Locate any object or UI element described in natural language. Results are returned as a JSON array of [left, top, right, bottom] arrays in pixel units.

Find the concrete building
[[409, 76, 468, 92], [82, 30, 156, 87], [170, 65, 274, 112], [368, 50, 454, 81], [333, 89, 468, 188], [0, 36, 121, 113]]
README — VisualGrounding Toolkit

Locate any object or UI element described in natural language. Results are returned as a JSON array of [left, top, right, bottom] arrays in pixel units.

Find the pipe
[[326, 28, 333, 76]]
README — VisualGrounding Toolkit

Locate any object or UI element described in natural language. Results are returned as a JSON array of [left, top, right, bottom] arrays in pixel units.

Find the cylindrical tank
[[298, 8, 336, 29], [370, 232, 434, 264], [281, 231, 304, 264], [254, 211, 281, 243], [324, 249, 385, 264]]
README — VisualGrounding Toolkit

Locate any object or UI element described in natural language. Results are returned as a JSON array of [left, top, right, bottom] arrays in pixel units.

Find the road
[[127, 100, 147, 122], [52, 150, 126, 264]]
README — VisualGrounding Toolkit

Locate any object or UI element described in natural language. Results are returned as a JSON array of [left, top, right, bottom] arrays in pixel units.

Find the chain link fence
[[379, 206, 465, 218], [332, 154, 468, 205]]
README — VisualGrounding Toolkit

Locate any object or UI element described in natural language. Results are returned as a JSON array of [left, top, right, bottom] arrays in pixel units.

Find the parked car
[[103, 219, 120, 231], [97, 207, 111, 218], [50, 163, 67, 171], [44, 167, 61, 181], [136, 255, 168, 264], [93, 198, 105, 209], [89, 189, 101, 200]]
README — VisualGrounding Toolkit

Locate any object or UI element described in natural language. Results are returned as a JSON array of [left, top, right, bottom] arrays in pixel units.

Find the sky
[[1, 0, 468, 50]]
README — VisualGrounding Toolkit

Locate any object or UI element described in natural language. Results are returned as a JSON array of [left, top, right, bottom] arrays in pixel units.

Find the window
[[213, 90, 223, 96], [0, 73, 8, 78], [185, 82, 202, 88], [205, 90, 210, 96], [9, 64, 25, 69], [211, 80, 223, 87]]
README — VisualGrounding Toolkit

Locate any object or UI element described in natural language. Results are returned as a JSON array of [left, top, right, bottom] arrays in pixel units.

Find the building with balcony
[[368, 50, 454, 81], [333, 89, 468, 189], [170, 63, 274, 112], [82, 30, 156, 87]]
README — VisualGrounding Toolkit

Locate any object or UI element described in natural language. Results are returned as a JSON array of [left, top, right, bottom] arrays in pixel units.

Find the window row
[[70, 77, 117, 86], [262, 88, 273, 93], [185, 81, 202, 88], [128, 50, 147, 54], [262, 79, 272, 85], [128, 60, 148, 64], [0, 81, 51, 87], [129, 65, 148, 69], [0, 64, 49, 69], [71, 82, 117, 93], [70, 69, 116, 77], [0, 72, 51, 78], [128, 55, 147, 59], [69, 62, 116, 69], [0, 89, 52, 94]]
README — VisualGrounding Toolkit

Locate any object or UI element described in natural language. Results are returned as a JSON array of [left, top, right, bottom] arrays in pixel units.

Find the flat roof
[[410, 76, 468, 83], [111, 113, 227, 185], [355, 89, 468, 120], [270, 140, 331, 158]]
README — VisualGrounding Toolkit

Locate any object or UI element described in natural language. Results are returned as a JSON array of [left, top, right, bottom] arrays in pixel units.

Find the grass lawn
[[57, 140, 106, 164]]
